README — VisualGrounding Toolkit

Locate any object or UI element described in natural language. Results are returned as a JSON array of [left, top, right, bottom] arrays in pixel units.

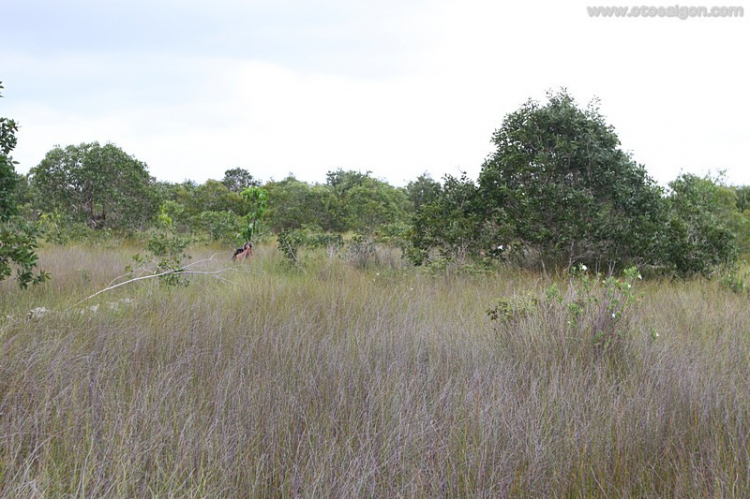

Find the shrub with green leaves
[[277, 226, 344, 266], [196, 210, 244, 244], [240, 186, 269, 243], [277, 227, 309, 267], [663, 173, 743, 276], [0, 81, 48, 288], [488, 265, 644, 363], [125, 203, 191, 286], [345, 233, 377, 269]]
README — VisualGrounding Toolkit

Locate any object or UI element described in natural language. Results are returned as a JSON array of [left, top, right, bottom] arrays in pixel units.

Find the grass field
[[1, 243, 749, 497]]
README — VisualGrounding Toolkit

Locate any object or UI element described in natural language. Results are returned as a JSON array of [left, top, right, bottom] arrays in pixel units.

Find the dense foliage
[[4, 85, 750, 279], [29, 142, 155, 230], [0, 81, 48, 288], [411, 90, 749, 276], [664, 173, 748, 275], [477, 90, 667, 271]]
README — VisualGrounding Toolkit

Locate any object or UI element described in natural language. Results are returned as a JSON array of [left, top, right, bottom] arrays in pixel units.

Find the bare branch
[[68, 253, 238, 310]]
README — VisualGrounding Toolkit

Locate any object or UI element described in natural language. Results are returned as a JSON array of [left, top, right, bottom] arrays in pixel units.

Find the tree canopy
[[29, 142, 154, 230], [477, 89, 666, 271], [4, 84, 749, 279]]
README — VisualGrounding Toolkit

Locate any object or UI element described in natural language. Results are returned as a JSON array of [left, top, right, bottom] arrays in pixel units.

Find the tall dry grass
[[1, 243, 749, 496]]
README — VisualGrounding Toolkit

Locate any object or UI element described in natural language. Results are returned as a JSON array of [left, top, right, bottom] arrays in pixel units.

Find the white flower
[[638, 274, 643, 280], [611, 312, 616, 319], [581, 264, 588, 271]]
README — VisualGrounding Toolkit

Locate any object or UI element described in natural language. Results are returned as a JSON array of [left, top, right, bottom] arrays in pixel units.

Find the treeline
[[13, 151, 421, 244], [412, 92, 750, 276], [4, 85, 750, 287]]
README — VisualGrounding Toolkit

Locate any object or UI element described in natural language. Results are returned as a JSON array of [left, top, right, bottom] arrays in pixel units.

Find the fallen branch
[[68, 253, 238, 310]]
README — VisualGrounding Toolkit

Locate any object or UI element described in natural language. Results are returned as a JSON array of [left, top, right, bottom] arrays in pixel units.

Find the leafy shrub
[[719, 270, 749, 295], [125, 205, 192, 286], [196, 210, 244, 245], [277, 228, 310, 266], [277, 226, 344, 267], [1, 81, 47, 288], [488, 265, 643, 363], [0, 218, 49, 288], [345, 234, 377, 269], [486, 291, 540, 327], [663, 173, 742, 276], [478, 90, 666, 272], [37, 210, 104, 244]]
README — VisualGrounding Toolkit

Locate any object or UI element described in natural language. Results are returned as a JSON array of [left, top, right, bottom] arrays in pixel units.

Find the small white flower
[[611, 312, 616, 319], [638, 274, 643, 280], [581, 264, 588, 271], [627, 283, 632, 289]]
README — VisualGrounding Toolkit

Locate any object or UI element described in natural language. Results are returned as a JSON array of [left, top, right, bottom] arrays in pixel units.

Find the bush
[[662, 173, 742, 276], [277, 226, 344, 267], [488, 265, 643, 364]]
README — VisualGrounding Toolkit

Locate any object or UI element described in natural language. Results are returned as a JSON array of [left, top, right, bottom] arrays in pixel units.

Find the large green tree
[[0, 81, 48, 288], [29, 142, 154, 230], [478, 89, 666, 271]]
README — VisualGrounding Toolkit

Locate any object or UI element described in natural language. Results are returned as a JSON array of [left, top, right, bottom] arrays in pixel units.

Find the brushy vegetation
[[2, 243, 750, 496]]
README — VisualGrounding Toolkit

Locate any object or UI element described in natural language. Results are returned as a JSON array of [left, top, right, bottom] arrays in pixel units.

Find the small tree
[[222, 167, 259, 193], [240, 186, 269, 243]]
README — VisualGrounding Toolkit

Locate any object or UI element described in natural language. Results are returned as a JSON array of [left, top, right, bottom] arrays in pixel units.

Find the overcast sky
[[1, 0, 747, 187]]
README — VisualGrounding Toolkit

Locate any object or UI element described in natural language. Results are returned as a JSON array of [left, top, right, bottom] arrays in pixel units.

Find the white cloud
[[2, 0, 748, 187]]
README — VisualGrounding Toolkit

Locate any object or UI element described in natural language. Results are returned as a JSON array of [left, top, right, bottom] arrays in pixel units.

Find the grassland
[[1, 243, 749, 497]]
